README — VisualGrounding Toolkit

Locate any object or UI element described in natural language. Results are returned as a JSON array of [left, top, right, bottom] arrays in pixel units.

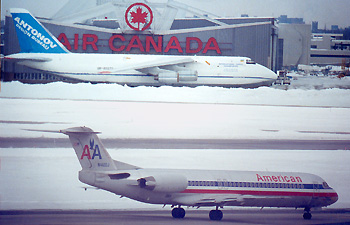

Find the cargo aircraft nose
[[265, 67, 278, 80]]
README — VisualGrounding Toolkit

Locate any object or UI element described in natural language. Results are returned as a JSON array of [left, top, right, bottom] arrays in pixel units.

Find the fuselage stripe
[[47, 71, 273, 80], [181, 189, 338, 198]]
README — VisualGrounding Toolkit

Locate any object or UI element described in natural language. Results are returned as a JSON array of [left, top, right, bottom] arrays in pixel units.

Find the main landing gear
[[303, 207, 312, 220], [172, 206, 311, 221], [171, 206, 224, 221], [171, 207, 185, 219], [209, 207, 223, 221]]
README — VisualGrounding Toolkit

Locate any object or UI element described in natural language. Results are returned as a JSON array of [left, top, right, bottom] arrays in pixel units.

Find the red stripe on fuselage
[[181, 189, 338, 198]]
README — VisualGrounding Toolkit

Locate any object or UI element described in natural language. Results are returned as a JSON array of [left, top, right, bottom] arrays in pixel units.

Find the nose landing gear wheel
[[172, 207, 185, 219], [209, 210, 223, 221], [303, 212, 312, 220], [303, 207, 312, 220]]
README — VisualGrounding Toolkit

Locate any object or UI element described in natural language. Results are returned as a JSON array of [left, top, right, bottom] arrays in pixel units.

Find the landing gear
[[209, 206, 223, 221], [303, 207, 312, 220], [209, 210, 223, 220], [172, 207, 185, 219]]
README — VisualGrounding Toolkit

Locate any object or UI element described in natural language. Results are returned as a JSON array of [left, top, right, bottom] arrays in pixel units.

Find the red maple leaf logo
[[130, 7, 148, 30], [125, 3, 153, 31]]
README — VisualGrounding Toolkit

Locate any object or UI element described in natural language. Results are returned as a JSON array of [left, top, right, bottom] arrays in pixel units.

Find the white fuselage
[[14, 53, 277, 87], [79, 168, 338, 209]]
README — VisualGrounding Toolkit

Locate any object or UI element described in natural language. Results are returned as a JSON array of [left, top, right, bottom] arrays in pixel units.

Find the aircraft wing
[[174, 194, 294, 207], [111, 57, 195, 74], [173, 194, 244, 206], [4, 54, 52, 62]]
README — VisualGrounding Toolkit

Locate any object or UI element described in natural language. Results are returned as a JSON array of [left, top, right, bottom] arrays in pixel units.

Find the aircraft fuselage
[[10, 53, 277, 87]]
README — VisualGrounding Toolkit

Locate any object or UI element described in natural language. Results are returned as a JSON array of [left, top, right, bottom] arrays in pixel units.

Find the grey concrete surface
[[1, 209, 350, 225]]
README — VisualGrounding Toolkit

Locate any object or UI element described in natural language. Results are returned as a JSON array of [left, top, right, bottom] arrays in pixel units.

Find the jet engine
[[158, 70, 198, 83], [137, 173, 188, 193]]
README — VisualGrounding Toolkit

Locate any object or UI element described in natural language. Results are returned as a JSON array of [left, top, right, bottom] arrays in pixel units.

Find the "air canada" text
[[58, 33, 221, 54]]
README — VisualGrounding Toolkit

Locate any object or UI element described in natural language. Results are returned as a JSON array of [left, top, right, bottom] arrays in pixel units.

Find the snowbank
[[0, 80, 349, 107]]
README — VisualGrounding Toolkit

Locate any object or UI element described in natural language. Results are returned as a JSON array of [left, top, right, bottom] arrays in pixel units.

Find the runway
[[1, 209, 350, 225]]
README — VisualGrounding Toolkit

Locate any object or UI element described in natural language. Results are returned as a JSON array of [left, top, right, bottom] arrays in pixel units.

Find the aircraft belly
[[233, 196, 311, 208], [93, 74, 274, 87], [172, 192, 313, 208]]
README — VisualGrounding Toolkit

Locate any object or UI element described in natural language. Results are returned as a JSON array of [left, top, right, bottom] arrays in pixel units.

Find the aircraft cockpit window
[[246, 59, 256, 64], [322, 182, 330, 189]]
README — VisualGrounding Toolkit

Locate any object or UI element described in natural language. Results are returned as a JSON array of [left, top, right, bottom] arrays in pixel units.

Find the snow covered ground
[[0, 77, 349, 210], [0, 79, 349, 140]]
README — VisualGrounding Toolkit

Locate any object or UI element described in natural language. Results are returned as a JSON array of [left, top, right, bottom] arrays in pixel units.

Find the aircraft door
[[312, 182, 320, 199]]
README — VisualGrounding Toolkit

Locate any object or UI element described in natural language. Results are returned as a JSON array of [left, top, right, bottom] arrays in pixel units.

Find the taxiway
[[1, 209, 350, 225]]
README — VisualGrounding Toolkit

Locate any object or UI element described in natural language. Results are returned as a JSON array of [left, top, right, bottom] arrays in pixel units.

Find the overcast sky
[[2, 0, 350, 28]]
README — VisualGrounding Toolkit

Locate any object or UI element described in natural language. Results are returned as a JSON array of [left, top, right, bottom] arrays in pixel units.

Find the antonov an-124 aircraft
[[51, 126, 337, 221], [5, 8, 277, 87]]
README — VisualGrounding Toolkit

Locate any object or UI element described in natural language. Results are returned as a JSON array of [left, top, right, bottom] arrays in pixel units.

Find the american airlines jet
[[54, 126, 337, 221], [5, 8, 277, 87]]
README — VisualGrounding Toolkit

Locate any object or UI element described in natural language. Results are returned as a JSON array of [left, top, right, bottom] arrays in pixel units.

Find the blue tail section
[[10, 8, 69, 54]]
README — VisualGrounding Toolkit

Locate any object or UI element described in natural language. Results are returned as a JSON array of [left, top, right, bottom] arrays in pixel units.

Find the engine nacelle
[[138, 173, 188, 193], [178, 70, 198, 82], [158, 70, 198, 83]]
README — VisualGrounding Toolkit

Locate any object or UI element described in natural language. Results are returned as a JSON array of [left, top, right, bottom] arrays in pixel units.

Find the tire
[[303, 212, 312, 220], [209, 210, 223, 221], [172, 208, 185, 219]]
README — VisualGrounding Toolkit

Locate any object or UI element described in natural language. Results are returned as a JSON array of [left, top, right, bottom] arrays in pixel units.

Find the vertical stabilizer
[[61, 127, 117, 171], [10, 8, 69, 54]]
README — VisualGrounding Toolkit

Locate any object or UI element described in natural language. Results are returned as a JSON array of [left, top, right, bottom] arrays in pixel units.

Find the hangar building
[[2, 0, 281, 83]]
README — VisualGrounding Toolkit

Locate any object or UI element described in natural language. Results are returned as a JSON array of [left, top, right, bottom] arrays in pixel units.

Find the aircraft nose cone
[[258, 64, 277, 81], [268, 70, 278, 80], [331, 191, 339, 204]]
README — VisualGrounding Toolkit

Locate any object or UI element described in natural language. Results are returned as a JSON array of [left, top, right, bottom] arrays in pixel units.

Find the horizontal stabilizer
[[4, 54, 52, 62], [23, 128, 60, 133], [23, 127, 101, 135], [59, 127, 101, 135]]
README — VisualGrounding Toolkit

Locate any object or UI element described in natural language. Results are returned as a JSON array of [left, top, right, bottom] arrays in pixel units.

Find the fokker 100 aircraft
[[5, 8, 277, 87], [48, 126, 337, 221]]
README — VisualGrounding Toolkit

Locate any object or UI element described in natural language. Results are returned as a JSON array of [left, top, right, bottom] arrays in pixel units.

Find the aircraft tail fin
[[10, 8, 69, 54], [60, 127, 118, 171]]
